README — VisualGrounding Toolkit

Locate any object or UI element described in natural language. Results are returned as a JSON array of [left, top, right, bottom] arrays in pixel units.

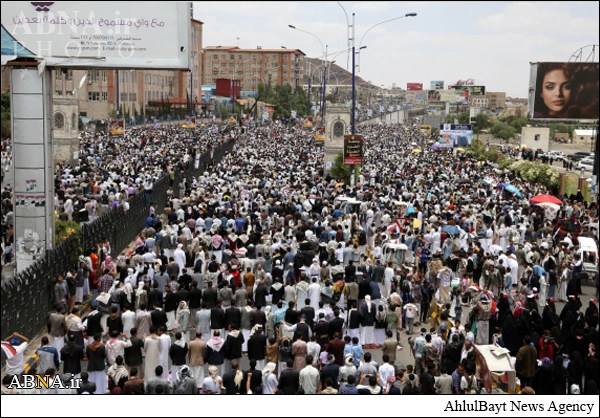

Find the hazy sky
[[194, 1, 599, 97]]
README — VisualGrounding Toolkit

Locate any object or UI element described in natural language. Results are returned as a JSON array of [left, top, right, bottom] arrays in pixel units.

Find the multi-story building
[[485, 91, 506, 111], [202, 46, 305, 93], [470, 95, 489, 108]]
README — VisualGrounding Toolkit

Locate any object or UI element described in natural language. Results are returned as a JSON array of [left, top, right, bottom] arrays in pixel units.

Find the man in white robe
[[157, 326, 171, 378], [143, 329, 161, 380], [307, 278, 321, 310], [173, 244, 186, 278]]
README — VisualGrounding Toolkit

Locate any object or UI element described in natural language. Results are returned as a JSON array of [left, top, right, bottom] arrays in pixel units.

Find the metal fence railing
[[1, 138, 236, 347]]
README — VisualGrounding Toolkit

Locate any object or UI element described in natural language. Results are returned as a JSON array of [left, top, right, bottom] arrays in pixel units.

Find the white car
[[577, 157, 594, 171]]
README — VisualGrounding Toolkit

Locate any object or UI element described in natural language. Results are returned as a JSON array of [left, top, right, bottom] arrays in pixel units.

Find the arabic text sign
[[1, 1, 191, 69], [344, 135, 363, 165]]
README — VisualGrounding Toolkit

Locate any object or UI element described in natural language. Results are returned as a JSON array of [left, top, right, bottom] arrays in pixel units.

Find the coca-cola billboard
[[452, 78, 476, 87]]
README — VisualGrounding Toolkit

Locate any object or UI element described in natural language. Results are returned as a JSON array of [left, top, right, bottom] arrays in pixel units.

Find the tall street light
[[350, 11, 417, 186]]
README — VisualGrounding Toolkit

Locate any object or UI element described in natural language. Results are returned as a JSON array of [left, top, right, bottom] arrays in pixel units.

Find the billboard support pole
[[8, 61, 55, 273]]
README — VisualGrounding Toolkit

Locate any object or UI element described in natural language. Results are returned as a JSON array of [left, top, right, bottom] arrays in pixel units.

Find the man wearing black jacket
[[328, 309, 345, 340], [243, 360, 262, 394], [222, 360, 244, 394], [254, 282, 268, 310], [203, 281, 218, 309], [278, 358, 300, 394], [211, 301, 226, 338], [163, 285, 178, 331], [358, 276, 371, 308], [224, 325, 244, 373], [61, 334, 84, 377], [188, 281, 202, 327], [150, 302, 168, 330], [125, 327, 145, 378], [225, 303, 241, 330], [285, 302, 299, 325], [345, 260, 357, 283], [300, 299, 315, 329], [247, 325, 267, 370], [147, 283, 163, 310]]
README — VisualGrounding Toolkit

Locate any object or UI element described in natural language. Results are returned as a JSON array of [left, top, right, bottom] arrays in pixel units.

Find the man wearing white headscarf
[[176, 301, 191, 344], [173, 244, 186, 278], [261, 362, 278, 394]]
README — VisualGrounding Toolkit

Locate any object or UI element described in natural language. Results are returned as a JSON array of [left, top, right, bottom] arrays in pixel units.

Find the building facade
[[202, 46, 305, 94], [485, 92, 506, 111]]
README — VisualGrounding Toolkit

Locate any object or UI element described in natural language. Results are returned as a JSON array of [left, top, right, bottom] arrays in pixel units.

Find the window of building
[[55, 90, 63, 96], [230, 54, 235, 60], [283, 64, 288, 68], [102, 70, 107, 82], [220, 54, 227, 59], [238, 55, 243, 60], [221, 63, 227, 68], [272, 63, 278, 68], [213, 70, 219, 76], [284, 54, 289, 61], [252, 54, 257, 60], [88, 91, 100, 101], [54, 112, 64, 129], [229, 63, 235, 67], [213, 54, 218, 59], [120, 92, 128, 102], [130, 93, 136, 102], [102, 92, 108, 102], [66, 70, 73, 81], [272, 54, 277, 60]]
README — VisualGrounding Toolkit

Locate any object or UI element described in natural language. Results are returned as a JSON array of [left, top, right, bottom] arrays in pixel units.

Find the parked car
[[577, 157, 594, 172], [545, 150, 564, 159], [567, 151, 592, 161]]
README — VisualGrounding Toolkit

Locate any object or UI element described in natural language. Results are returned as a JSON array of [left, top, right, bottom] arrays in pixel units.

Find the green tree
[[330, 151, 351, 184], [325, 93, 336, 104], [445, 111, 469, 124], [509, 116, 528, 132], [491, 122, 516, 141], [473, 112, 492, 134]]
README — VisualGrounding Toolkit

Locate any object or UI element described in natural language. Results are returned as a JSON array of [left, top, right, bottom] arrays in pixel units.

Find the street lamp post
[[349, 11, 417, 186]]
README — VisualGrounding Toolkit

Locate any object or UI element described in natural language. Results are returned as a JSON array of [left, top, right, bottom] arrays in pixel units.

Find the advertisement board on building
[[1, 1, 191, 69], [110, 119, 124, 135], [449, 85, 486, 96], [407, 83, 423, 91], [438, 124, 473, 148], [428, 90, 461, 102], [343, 135, 363, 165], [430, 80, 444, 90], [528, 62, 599, 120]]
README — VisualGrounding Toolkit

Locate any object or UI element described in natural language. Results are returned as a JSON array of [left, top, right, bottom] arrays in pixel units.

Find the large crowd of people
[[1, 116, 598, 395]]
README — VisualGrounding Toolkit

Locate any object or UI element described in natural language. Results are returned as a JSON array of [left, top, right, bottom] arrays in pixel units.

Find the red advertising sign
[[343, 135, 363, 165], [407, 83, 423, 91]]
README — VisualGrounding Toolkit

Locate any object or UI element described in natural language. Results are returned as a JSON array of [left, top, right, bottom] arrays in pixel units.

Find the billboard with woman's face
[[528, 62, 599, 120]]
